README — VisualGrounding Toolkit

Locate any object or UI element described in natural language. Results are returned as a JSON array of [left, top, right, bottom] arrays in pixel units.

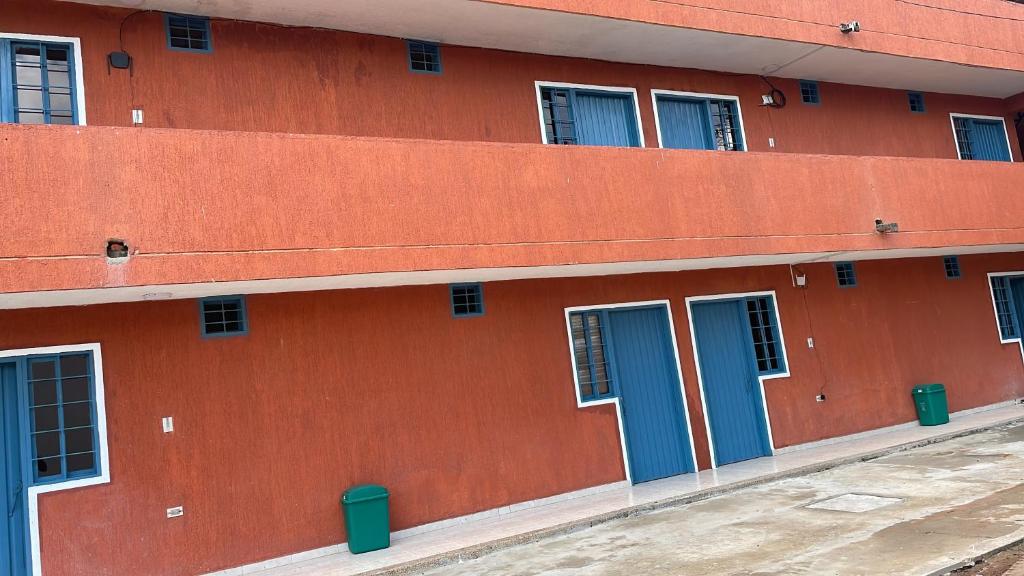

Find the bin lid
[[343, 484, 388, 504], [913, 383, 945, 393]]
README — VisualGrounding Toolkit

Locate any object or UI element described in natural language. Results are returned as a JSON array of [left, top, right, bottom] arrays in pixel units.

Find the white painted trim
[[986, 272, 1024, 370], [684, 291, 790, 468], [533, 80, 646, 147], [949, 113, 1013, 162], [649, 89, 747, 151], [201, 479, 629, 576], [775, 398, 1022, 455], [563, 300, 700, 483], [0, 32, 87, 125], [0, 343, 108, 576]]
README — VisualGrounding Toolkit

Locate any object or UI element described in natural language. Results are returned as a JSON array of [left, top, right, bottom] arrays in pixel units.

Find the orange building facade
[[4, 1, 1024, 575]]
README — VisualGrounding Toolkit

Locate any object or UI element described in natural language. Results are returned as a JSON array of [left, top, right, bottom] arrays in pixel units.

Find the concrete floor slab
[[419, 423, 1024, 576]]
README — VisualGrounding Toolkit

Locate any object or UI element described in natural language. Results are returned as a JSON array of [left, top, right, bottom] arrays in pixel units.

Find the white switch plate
[[132, 109, 144, 125], [807, 337, 815, 349], [768, 137, 776, 148], [167, 506, 184, 518], [161, 416, 173, 433]]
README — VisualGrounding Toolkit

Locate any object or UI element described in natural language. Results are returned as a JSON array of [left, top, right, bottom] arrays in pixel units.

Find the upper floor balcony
[[61, 0, 1024, 99], [3, 123, 1024, 308]]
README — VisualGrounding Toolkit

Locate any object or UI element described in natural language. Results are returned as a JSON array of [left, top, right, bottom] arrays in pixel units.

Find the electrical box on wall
[[161, 416, 173, 433], [167, 506, 184, 518]]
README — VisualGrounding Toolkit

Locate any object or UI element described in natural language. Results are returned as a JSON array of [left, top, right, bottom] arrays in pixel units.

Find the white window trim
[[684, 291, 790, 469], [563, 300, 698, 483], [0, 32, 87, 125], [0, 343, 108, 576], [650, 89, 747, 151], [987, 272, 1024, 344], [949, 113, 1012, 162], [534, 81, 645, 147]]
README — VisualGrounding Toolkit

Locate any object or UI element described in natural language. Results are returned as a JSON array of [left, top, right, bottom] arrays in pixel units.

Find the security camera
[[839, 21, 861, 34]]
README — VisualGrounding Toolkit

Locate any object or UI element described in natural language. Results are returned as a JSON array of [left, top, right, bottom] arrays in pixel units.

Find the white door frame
[[563, 300, 699, 482], [685, 291, 791, 468]]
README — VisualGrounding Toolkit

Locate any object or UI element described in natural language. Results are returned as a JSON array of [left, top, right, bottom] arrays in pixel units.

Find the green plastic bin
[[912, 383, 949, 426], [342, 484, 390, 554]]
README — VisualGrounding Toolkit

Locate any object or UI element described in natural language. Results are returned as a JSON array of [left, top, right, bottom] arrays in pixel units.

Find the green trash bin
[[912, 383, 949, 426], [341, 484, 390, 554]]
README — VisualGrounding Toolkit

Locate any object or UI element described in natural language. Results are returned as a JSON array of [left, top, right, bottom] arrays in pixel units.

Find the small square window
[[944, 256, 961, 279], [407, 40, 441, 74], [800, 80, 820, 105], [908, 92, 926, 113], [835, 262, 857, 287], [450, 283, 483, 317], [200, 296, 247, 337], [165, 13, 211, 53]]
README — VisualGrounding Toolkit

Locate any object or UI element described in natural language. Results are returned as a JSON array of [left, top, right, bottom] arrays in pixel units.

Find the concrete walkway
[[420, 419, 1024, 576], [224, 403, 1024, 576]]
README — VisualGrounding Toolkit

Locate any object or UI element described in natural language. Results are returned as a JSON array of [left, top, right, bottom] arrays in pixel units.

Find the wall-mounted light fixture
[[839, 21, 861, 34], [875, 219, 899, 234]]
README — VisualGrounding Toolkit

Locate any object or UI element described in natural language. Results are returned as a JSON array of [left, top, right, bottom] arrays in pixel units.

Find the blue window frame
[[745, 297, 785, 375], [450, 283, 484, 318], [0, 40, 79, 125], [944, 256, 961, 279], [165, 13, 212, 53], [953, 116, 1012, 162], [569, 311, 615, 401], [407, 40, 441, 74], [991, 276, 1019, 340], [199, 296, 248, 337], [800, 80, 820, 105], [655, 94, 745, 152], [539, 86, 641, 148], [835, 262, 857, 287], [24, 352, 99, 484], [908, 92, 926, 113]]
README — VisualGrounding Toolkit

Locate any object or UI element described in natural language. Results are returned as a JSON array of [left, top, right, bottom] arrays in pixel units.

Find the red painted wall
[[6, 123, 1024, 296], [2, 0, 1021, 160], [1, 252, 1022, 575]]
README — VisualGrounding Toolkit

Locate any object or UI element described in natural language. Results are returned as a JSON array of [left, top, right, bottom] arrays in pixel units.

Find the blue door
[[691, 301, 772, 466], [607, 307, 694, 483], [656, 97, 711, 150], [1, 362, 27, 576], [572, 92, 640, 147]]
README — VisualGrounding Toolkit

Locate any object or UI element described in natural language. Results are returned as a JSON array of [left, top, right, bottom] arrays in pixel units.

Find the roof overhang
[[65, 0, 1024, 98]]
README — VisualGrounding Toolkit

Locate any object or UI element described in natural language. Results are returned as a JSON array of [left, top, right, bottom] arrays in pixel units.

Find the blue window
[[800, 80, 820, 105], [991, 277, 1018, 339], [953, 116, 1012, 162], [745, 297, 785, 375], [908, 92, 926, 113], [540, 86, 641, 147], [0, 40, 78, 124], [835, 262, 857, 287], [407, 40, 441, 74], [26, 352, 99, 483], [200, 296, 247, 337], [655, 94, 744, 151], [944, 256, 961, 279], [569, 311, 614, 401], [450, 283, 484, 317], [165, 13, 212, 52]]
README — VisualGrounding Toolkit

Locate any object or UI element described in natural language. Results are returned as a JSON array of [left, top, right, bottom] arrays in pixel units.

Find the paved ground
[[417, 423, 1024, 576], [954, 544, 1024, 575]]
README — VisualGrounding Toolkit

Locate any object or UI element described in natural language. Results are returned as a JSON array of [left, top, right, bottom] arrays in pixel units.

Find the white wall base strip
[[775, 398, 1022, 455], [202, 480, 629, 576]]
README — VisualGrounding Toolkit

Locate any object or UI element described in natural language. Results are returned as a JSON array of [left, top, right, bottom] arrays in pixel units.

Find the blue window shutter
[[656, 97, 712, 150], [971, 119, 1011, 162], [571, 91, 639, 147]]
